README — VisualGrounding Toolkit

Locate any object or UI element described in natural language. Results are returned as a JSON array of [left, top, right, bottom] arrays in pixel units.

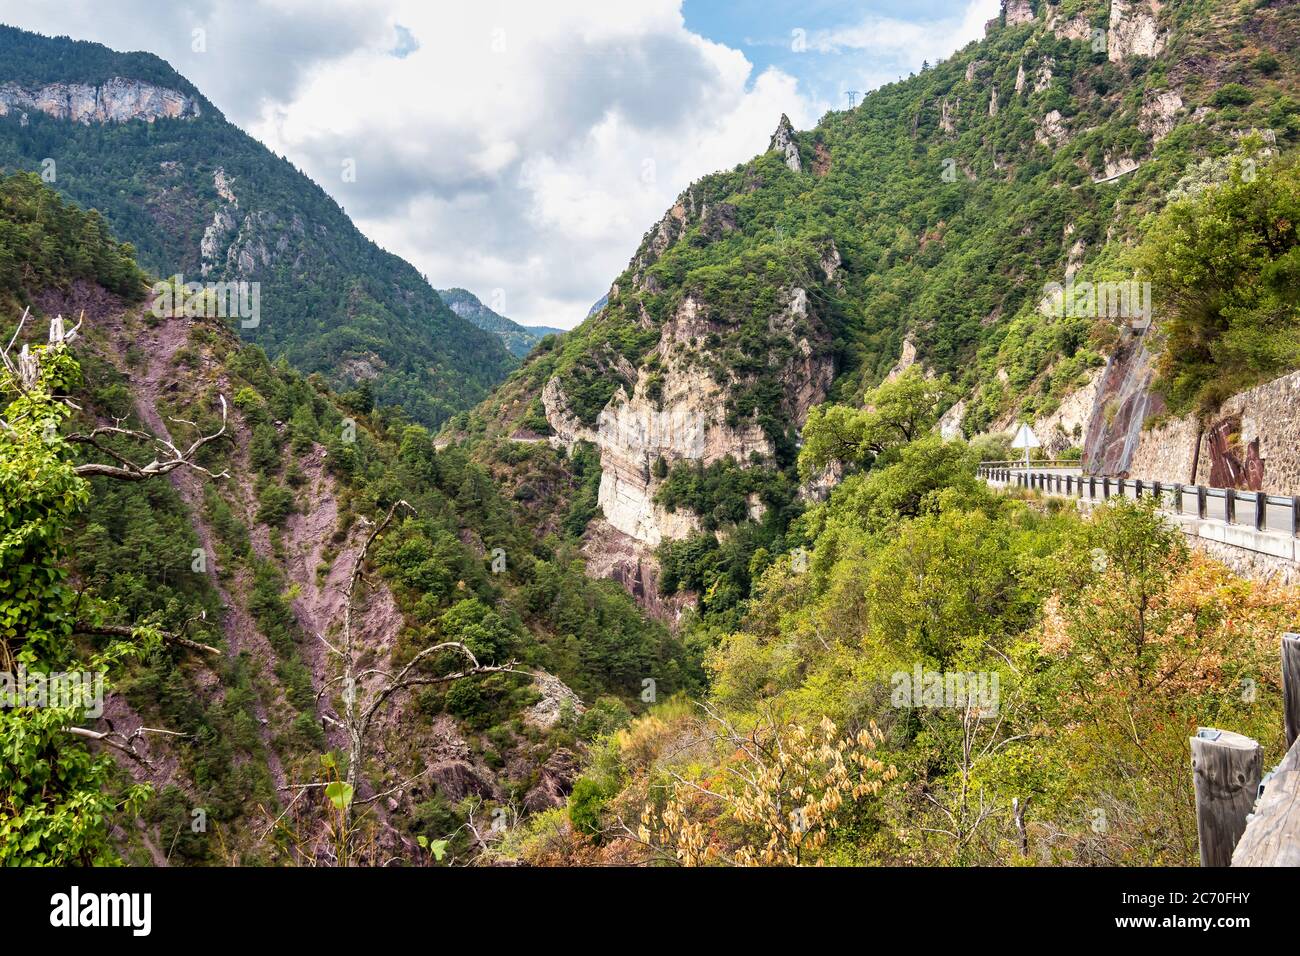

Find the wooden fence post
[[1191, 728, 1262, 866], [1284, 633, 1300, 751]]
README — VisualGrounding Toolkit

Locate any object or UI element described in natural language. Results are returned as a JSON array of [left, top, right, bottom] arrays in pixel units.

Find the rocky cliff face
[[1004, 0, 1036, 28], [1107, 0, 1167, 63], [769, 114, 803, 174], [1079, 328, 1160, 474], [0, 77, 200, 124], [543, 288, 832, 547]]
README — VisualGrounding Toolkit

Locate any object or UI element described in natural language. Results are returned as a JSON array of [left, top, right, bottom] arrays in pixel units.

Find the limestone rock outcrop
[[770, 114, 802, 174], [1140, 89, 1183, 143], [1035, 109, 1069, 147], [1004, 0, 1037, 27], [545, 289, 832, 549], [1107, 0, 1166, 63], [0, 78, 200, 124]]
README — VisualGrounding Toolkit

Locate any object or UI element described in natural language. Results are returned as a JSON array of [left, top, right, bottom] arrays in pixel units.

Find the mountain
[[453, 0, 1300, 869], [0, 170, 693, 864], [0, 25, 516, 427], [437, 287, 564, 358], [5, 0, 1299, 873], [455, 0, 1299, 622]]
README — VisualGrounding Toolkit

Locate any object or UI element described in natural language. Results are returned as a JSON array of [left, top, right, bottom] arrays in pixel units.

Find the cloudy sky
[[0, 0, 998, 329]]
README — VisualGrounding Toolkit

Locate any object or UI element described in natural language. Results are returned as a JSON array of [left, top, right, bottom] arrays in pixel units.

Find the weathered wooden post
[[1284, 633, 1300, 751], [1191, 728, 1263, 866]]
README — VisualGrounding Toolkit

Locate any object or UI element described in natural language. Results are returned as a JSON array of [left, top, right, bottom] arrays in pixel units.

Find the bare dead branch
[[66, 723, 188, 769], [74, 621, 221, 658], [69, 395, 231, 482]]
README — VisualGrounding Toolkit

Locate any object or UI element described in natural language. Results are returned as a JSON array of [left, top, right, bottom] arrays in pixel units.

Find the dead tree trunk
[[1191, 728, 1262, 867]]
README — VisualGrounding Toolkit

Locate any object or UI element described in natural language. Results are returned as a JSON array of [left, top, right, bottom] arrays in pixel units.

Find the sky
[[0, 0, 999, 330]]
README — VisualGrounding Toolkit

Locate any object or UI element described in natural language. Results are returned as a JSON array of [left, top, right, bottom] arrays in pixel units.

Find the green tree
[[1136, 154, 1300, 412], [799, 368, 957, 480]]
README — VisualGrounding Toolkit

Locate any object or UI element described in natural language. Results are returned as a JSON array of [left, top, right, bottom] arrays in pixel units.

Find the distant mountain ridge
[[437, 287, 564, 358], [0, 24, 515, 427]]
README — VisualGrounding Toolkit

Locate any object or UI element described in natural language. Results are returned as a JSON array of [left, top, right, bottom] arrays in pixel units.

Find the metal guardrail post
[[1197, 485, 1207, 519], [1173, 483, 1183, 513], [1135, 479, 1144, 499], [1102, 477, 1110, 499], [1118, 478, 1127, 499], [1225, 488, 1236, 525], [1255, 491, 1266, 532], [1292, 497, 1299, 537]]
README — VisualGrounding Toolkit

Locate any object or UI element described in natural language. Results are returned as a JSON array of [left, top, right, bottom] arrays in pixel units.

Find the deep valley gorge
[[3, 0, 1300, 893]]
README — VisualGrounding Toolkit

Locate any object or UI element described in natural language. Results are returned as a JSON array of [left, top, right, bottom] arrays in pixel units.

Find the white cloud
[[243, 0, 824, 328], [795, 0, 1001, 97], [0, 0, 998, 329]]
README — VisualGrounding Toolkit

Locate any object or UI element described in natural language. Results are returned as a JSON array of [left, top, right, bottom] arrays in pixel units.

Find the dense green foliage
[[534, 389, 1295, 866], [1135, 154, 1300, 412], [0, 26, 516, 427], [0, 172, 143, 304], [0, 322, 150, 864]]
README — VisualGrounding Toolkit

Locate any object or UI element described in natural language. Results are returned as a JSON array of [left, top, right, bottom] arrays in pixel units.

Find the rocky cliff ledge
[[0, 78, 201, 124]]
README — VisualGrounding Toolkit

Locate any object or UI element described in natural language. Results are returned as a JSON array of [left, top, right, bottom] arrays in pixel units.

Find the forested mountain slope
[[438, 288, 564, 359], [5, 0, 1300, 871], [0, 25, 516, 427], [454, 0, 1298, 625], [0, 172, 692, 864]]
